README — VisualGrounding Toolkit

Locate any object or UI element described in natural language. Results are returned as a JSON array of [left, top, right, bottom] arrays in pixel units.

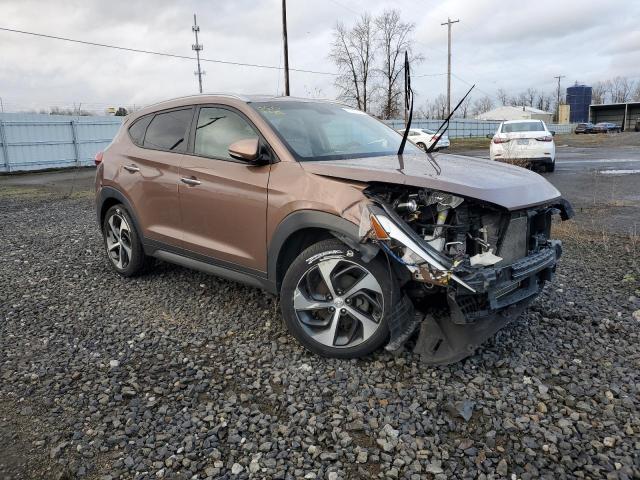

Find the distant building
[[566, 83, 592, 123], [589, 102, 640, 131], [475, 106, 553, 123]]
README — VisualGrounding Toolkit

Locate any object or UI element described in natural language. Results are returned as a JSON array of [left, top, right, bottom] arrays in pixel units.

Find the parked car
[[95, 94, 573, 364], [635, 120, 640, 132], [574, 122, 595, 134], [593, 122, 621, 133], [396, 128, 450, 151], [489, 119, 556, 172]]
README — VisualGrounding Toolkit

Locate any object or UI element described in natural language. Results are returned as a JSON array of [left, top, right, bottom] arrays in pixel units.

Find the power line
[[0, 26, 339, 76], [0, 25, 452, 83]]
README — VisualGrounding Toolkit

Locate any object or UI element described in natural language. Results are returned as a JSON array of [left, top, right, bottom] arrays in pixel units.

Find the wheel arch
[[268, 210, 377, 293], [96, 186, 144, 239]]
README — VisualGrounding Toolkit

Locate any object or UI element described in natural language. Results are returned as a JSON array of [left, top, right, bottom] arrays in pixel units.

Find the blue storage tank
[[566, 84, 592, 123]]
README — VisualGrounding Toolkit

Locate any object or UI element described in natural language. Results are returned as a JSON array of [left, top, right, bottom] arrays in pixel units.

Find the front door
[[179, 106, 271, 272]]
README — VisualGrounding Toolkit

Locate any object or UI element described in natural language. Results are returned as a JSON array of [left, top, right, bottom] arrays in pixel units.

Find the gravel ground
[[1, 192, 639, 480]]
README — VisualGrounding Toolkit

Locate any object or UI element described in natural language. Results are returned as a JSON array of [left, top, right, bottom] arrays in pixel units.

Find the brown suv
[[95, 94, 573, 364]]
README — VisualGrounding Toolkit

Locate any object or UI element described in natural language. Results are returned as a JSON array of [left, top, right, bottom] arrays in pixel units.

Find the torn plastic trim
[[363, 204, 476, 293], [553, 198, 574, 221]]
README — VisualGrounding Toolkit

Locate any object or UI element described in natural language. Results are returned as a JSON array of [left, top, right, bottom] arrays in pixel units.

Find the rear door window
[[144, 109, 193, 152], [194, 107, 259, 160]]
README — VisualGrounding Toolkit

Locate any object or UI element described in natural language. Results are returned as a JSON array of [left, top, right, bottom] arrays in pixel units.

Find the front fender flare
[[267, 210, 378, 287]]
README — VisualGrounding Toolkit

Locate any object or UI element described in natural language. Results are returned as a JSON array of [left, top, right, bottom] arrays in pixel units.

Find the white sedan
[[489, 120, 556, 172], [398, 128, 450, 151]]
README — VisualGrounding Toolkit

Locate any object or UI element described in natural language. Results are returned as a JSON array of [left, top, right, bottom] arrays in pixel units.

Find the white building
[[476, 106, 553, 123]]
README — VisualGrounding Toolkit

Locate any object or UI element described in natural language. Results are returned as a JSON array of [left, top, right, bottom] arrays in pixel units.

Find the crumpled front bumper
[[450, 242, 561, 323], [413, 244, 561, 365]]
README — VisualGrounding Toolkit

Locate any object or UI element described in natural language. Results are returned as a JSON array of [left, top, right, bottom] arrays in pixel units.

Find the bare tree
[[524, 88, 537, 107], [608, 76, 632, 103], [415, 100, 433, 119], [591, 81, 607, 104], [330, 15, 377, 112], [535, 92, 553, 111], [632, 82, 640, 102], [457, 95, 472, 118], [472, 95, 494, 116], [374, 10, 422, 119], [431, 94, 448, 119], [496, 88, 510, 106]]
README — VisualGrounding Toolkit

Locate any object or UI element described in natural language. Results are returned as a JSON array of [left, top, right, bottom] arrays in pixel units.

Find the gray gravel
[[0, 192, 639, 480]]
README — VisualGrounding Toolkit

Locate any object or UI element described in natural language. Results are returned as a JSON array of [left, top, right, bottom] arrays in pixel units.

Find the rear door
[[118, 107, 193, 246], [178, 105, 271, 272]]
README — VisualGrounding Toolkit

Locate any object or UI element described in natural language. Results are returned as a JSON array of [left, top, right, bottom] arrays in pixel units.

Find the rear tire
[[280, 239, 399, 358], [102, 204, 152, 277], [546, 161, 555, 173], [416, 142, 427, 151]]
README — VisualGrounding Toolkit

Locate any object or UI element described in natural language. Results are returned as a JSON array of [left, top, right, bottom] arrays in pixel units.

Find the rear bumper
[[495, 156, 554, 165]]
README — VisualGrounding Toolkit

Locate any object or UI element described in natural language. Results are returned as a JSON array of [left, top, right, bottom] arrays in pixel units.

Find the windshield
[[251, 101, 421, 161], [501, 121, 545, 133]]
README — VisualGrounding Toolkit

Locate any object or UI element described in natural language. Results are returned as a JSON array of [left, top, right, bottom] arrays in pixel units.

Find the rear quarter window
[[128, 115, 153, 146]]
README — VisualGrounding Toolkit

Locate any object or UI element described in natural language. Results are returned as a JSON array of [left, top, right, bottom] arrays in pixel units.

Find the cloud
[[0, 0, 638, 113]]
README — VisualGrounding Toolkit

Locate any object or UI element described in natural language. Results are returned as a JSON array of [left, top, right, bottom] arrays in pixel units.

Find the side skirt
[[145, 240, 277, 294]]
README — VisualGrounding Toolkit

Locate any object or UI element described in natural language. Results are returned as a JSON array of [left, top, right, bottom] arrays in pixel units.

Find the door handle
[[181, 177, 201, 186], [123, 164, 140, 173]]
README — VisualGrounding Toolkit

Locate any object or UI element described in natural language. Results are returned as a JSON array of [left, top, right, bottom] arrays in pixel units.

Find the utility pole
[[192, 14, 204, 93], [281, 0, 290, 96], [441, 17, 459, 117], [554, 75, 565, 122]]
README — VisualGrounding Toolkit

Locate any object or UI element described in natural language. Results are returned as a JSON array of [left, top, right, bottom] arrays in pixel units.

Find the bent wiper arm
[[426, 84, 475, 153], [397, 51, 413, 156]]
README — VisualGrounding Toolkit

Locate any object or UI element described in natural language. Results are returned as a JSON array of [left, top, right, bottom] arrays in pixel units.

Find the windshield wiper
[[426, 84, 475, 153], [397, 51, 413, 156]]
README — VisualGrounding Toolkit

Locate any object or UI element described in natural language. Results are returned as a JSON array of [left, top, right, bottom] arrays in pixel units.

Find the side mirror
[[550, 131, 556, 136], [486, 134, 493, 139], [228, 138, 261, 162]]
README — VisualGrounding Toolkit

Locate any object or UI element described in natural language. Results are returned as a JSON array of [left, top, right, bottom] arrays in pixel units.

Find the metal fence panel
[[384, 119, 576, 138], [0, 112, 578, 173], [0, 113, 122, 173]]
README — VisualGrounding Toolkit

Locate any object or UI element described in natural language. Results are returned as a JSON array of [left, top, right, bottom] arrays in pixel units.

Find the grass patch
[[0, 185, 93, 199]]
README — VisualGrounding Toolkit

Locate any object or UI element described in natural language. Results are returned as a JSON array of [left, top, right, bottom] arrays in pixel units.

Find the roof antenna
[[397, 51, 413, 156], [426, 84, 475, 153]]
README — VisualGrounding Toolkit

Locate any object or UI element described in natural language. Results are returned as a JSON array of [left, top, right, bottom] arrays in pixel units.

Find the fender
[[267, 210, 378, 288], [96, 186, 144, 239]]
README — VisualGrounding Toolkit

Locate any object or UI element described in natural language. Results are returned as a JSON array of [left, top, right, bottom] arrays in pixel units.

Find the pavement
[[453, 145, 640, 233]]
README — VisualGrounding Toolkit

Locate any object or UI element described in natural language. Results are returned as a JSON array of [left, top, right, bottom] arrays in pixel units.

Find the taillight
[[492, 137, 510, 144], [94, 151, 104, 166], [536, 135, 553, 142], [431, 135, 440, 142]]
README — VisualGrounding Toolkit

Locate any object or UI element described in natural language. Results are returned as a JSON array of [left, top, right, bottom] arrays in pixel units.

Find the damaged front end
[[359, 184, 574, 365]]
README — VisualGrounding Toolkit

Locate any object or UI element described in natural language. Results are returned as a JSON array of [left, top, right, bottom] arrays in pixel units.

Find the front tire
[[546, 161, 556, 172], [102, 204, 151, 277], [281, 239, 398, 358]]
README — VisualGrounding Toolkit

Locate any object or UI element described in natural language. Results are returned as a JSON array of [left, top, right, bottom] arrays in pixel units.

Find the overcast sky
[[1, 0, 639, 113]]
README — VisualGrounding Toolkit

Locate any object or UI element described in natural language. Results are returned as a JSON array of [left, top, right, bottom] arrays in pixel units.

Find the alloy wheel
[[105, 210, 133, 270], [293, 258, 384, 349]]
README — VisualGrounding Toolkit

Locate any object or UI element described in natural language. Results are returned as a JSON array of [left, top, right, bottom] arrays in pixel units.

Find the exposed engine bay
[[363, 183, 559, 268], [357, 183, 573, 364]]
